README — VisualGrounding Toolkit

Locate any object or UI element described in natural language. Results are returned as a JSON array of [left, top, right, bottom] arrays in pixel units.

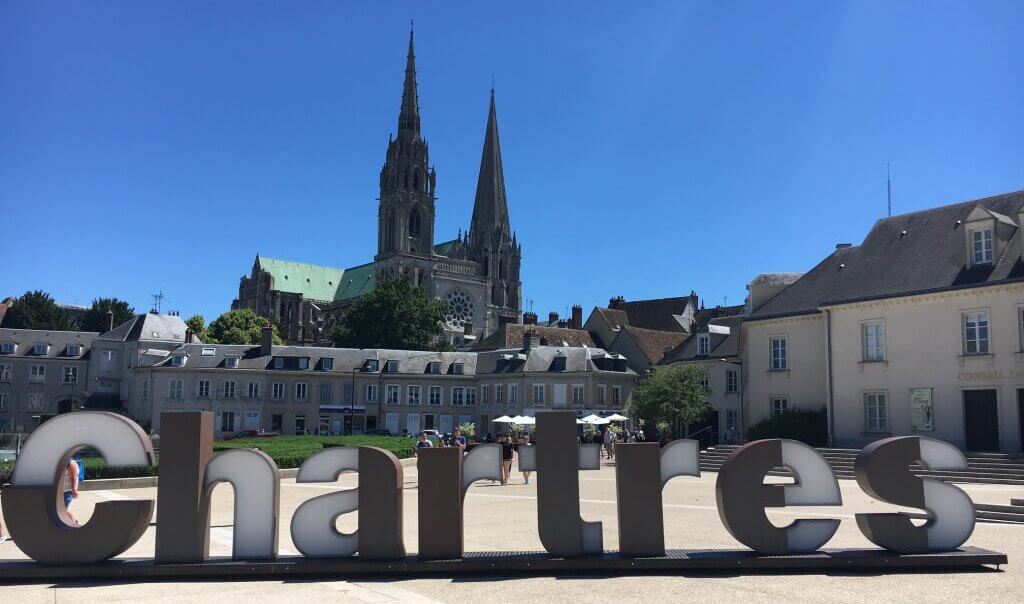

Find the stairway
[[700, 445, 1024, 485]]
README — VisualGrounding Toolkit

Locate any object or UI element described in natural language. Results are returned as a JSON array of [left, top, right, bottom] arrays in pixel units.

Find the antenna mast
[[151, 290, 165, 314], [887, 163, 892, 217]]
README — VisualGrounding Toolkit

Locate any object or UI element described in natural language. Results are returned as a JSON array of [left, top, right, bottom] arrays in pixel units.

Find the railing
[[687, 426, 717, 450]]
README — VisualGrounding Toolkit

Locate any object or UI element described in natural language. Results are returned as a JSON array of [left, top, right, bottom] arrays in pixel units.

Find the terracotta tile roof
[[619, 325, 687, 364]]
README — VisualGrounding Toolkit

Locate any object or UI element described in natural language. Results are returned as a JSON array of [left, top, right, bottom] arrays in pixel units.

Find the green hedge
[[0, 435, 416, 482], [745, 407, 828, 447]]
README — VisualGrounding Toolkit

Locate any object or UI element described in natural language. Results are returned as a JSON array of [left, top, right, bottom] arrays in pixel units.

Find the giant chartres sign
[[0, 411, 1007, 580]]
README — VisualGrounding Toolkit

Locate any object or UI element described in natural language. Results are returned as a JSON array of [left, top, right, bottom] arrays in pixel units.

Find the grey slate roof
[[660, 315, 744, 364], [97, 313, 196, 343], [0, 328, 97, 359], [476, 346, 636, 376], [751, 190, 1024, 319]]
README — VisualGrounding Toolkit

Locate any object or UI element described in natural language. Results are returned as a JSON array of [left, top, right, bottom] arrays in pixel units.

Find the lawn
[[0, 435, 416, 482]]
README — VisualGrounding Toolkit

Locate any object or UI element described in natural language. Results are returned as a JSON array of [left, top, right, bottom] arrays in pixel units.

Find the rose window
[[444, 288, 475, 330]]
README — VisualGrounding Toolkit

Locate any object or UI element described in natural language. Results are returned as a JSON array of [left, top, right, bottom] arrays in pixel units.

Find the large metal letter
[[615, 439, 699, 556], [855, 436, 975, 553], [155, 411, 214, 563], [716, 439, 842, 554], [2, 411, 154, 564], [536, 411, 602, 557], [290, 447, 360, 557], [203, 448, 280, 559], [356, 446, 406, 559], [417, 444, 501, 559]]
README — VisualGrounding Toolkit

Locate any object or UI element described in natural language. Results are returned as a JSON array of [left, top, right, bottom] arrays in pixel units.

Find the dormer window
[[32, 344, 48, 356], [697, 334, 710, 356], [171, 354, 186, 367], [0, 343, 14, 355], [274, 357, 284, 369], [972, 229, 993, 264], [384, 360, 400, 373], [66, 344, 82, 357], [426, 361, 441, 374], [450, 362, 465, 375], [297, 357, 309, 370], [364, 359, 379, 372], [225, 356, 239, 369], [321, 358, 333, 371], [201, 347, 216, 356]]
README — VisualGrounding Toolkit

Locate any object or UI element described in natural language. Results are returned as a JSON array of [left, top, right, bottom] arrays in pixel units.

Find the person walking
[[499, 434, 514, 485], [63, 457, 81, 525], [518, 433, 533, 485], [603, 428, 616, 461], [452, 428, 467, 449], [414, 432, 434, 456]]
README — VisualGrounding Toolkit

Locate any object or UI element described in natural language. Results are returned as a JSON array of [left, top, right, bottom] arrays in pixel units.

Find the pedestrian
[[414, 432, 434, 456], [63, 457, 81, 525], [626, 430, 636, 444], [637, 428, 645, 442], [499, 433, 514, 485], [518, 433, 533, 485], [603, 428, 616, 460], [453, 428, 467, 449]]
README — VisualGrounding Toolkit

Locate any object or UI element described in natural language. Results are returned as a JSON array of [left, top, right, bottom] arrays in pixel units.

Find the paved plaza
[[1, 459, 1022, 602]]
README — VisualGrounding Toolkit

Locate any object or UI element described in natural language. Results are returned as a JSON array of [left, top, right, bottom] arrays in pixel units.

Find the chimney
[[571, 304, 583, 330], [105, 309, 114, 333], [522, 330, 535, 351], [835, 243, 852, 250], [548, 311, 559, 325], [260, 322, 274, 357], [608, 296, 625, 309], [523, 311, 537, 325], [185, 328, 194, 343]]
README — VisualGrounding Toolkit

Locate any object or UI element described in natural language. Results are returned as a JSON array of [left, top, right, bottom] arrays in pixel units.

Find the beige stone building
[[742, 190, 1024, 452]]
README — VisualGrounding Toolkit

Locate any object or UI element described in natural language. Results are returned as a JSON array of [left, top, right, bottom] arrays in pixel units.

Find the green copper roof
[[433, 239, 457, 256], [257, 257, 375, 303], [333, 261, 376, 301]]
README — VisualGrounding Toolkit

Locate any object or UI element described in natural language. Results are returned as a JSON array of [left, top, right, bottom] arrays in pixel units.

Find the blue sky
[[2, 1, 1022, 322]]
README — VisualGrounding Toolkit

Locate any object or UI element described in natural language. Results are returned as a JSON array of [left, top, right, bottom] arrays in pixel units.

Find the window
[[32, 343, 48, 356], [408, 385, 421, 405], [29, 364, 45, 382], [366, 384, 379, 403], [612, 386, 622, 406], [771, 397, 789, 417], [225, 356, 239, 369], [973, 229, 993, 264], [426, 361, 441, 374], [319, 382, 332, 404], [386, 384, 400, 405], [221, 411, 237, 432], [271, 414, 283, 432], [295, 382, 309, 401], [141, 380, 149, 400], [494, 384, 504, 404], [572, 385, 584, 405], [598, 384, 606, 404], [66, 344, 82, 356], [63, 366, 78, 384], [274, 357, 284, 369], [964, 312, 990, 355], [532, 384, 545, 405], [465, 387, 476, 406], [342, 382, 354, 404], [508, 384, 519, 404], [28, 394, 43, 411], [451, 363, 465, 375], [223, 381, 236, 398], [295, 415, 307, 435], [0, 393, 8, 412], [248, 381, 260, 399], [862, 322, 885, 362], [481, 385, 490, 404], [0, 342, 14, 355], [198, 380, 210, 398], [298, 357, 309, 370], [451, 387, 465, 406], [271, 382, 285, 400], [169, 379, 184, 400], [697, 334, 710, 356], [100, 349, 116, 371], [385, 360, 400, 373], [0, 364, 9, 382], [770, 337, 788, 370], [726, 410, 738, 432], [201, 347, 216, 356], [700, 376, 709, 390], [321, 358, 333, 371], [429, 386, 442, 406], [726, 370, 738, 393], [365, 359, 380, 372], [864, 392, 888, 432], [171, 354, 185, 367]]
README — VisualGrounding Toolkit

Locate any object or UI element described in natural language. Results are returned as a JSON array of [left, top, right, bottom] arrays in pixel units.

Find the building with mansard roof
[[233, 28, 522, 347]]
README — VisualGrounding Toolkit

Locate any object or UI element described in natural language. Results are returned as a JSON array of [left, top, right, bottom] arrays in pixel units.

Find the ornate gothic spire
[[398, 25, 420, 140], [469, 89, 511, 245]]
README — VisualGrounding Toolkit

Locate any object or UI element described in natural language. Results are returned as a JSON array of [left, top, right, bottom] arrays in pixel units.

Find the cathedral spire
[[398, 25, 420, 140], [469, 89, 511, 244]]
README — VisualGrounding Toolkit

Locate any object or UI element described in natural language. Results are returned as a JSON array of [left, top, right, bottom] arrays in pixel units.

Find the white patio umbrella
[[493, 415, 515, 423], [513, 415, 536, 426], [581, 414, 610, 425], [604, 413, 629, 422]]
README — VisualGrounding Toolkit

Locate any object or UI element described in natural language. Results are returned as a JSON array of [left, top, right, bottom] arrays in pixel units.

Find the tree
[[332, 277, 451, 351], [80, 298, 135, 333], [628, 364, 711, 437], [185, 315, 206, 340], [1, 291, 69, 330], [204, 309, 282, 345]]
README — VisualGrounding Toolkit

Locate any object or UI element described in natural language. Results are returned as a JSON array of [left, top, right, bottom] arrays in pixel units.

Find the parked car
[[411, 429, 442, 440], [365, 429, 393, 436]]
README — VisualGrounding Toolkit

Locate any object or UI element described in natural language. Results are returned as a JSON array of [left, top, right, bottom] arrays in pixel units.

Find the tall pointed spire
[[469, 88, 511, 244], [398, 24, 420, 140]]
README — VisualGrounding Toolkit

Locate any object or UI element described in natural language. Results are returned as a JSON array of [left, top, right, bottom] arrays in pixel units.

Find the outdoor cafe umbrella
[[581, 414, 610, 425], [604, 413, 629, 422], [512, 415, 536, 426], [493, 415, 515, 423]]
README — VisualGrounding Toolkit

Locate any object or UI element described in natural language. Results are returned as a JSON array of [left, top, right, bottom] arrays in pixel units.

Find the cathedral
[[233, 29, 522, 347]]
